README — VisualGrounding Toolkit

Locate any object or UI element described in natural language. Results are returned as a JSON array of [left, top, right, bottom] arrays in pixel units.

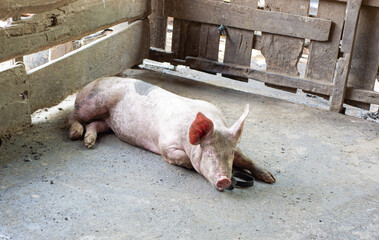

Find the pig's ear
[[189, 112, 214, 145], [229, 104, 249, 143]]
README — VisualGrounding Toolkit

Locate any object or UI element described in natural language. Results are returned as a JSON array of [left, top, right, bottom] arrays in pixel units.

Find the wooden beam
[[147, 50, 379, 106], [184, 56, 379, 105], [164, 0, 332, 41], [185, 56, 333, 96], [149, 48, 185, 65], [0, 63, 31, 136], [345, 88, 379, 105], [0, 0, 78, 20], [329, 0, 362, 112], [0, 0, 150, 62], [28, 19, 150, 112]]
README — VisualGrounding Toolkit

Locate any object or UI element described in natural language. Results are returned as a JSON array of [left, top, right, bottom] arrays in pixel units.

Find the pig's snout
[[216, 176, 231, 190]]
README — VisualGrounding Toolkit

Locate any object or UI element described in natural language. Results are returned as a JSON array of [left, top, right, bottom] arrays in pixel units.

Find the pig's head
[[189, 104, 249, 190]]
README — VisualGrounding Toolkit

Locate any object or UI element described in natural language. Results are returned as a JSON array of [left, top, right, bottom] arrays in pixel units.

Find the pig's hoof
[[256, 170, 276, 183], [69, 122, 84, 140], [84, 132, 97, 149]]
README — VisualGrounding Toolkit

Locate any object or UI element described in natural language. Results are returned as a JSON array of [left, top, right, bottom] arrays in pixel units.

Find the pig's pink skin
[[72, 77, 250, 190]]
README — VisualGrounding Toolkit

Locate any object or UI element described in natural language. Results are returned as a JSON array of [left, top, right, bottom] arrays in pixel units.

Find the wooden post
[[150, 0, 167, 49], [344, 4, 379, 110], [329, 0, 362, 112]]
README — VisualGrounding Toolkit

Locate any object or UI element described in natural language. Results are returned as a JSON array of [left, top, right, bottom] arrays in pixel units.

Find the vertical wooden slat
[[150, 0, 167, 49], [261, 0, 310, 93], [193, 24, 220, 74], [305, 1, 346, 83], [222, 0, 257, 82], [171, 18, 182, 58], [198, 24, 220, 61], [345, 5, 379, 110], [193, 0, 222, 73], [171, 19, 201, 59], [330, 0, 362, 112]]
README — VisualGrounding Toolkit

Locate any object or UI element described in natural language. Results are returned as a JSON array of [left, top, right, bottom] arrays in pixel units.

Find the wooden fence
[[0, 0, 150, 136], [149, 0, 379, 113], [1, 0, 377, 136]]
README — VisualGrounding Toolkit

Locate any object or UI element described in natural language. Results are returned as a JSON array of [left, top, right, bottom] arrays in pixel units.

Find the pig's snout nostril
[[216, 177, 231, 190]]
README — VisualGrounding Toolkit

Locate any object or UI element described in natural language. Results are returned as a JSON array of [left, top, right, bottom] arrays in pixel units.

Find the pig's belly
[[105, 95, 161, 154]]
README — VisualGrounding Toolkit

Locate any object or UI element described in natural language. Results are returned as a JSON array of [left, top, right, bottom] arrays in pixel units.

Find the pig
[[66, 77, 275, 190]]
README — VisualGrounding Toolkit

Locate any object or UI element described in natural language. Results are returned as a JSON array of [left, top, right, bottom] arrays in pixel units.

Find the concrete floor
[[1, 69, 378, 240]]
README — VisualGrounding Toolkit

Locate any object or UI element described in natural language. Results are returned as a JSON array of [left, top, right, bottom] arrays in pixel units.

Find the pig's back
[[105, 78, 189, 153]]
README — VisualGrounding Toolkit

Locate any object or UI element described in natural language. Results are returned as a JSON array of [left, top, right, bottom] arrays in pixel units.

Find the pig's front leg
[[160, 145, 193, 169], [233, 147, 276, 183]]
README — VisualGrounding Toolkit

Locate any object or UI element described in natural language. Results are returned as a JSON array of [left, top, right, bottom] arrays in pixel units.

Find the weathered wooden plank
[[171, 19, 201, 59], [304, 0, 346, 99], [323, 0, 379, 8], [193, 23, 220, 74], [345, 88, 379, 105], [345, 5, 379, 109], [0, 63, 31, 136], [0, 0, 150, 62], [198, 24, 220, 61], [222, 0, 257, 82], [186, 56, 333, 95], [171, 18, 182, 58], [330, 0, 362, 112], [185, 56, 379, 105], [261, 0, 309, 93], [150, 0, 167, 49], [224, 29, 254, 68], [305, 1, 346, 83], [28, 19, 150, 112], [164, 0, 332, 41], [149, 47, 185, 65], [341, 2, 363, 52], [0, 0, 77, 20]]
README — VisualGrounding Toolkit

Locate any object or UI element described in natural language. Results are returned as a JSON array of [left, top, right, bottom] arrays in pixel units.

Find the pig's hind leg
[[233, 147, 276, 183], [66, 113, 84, 140], [84, 121, 110, 148], [68, 83, 110, 145]]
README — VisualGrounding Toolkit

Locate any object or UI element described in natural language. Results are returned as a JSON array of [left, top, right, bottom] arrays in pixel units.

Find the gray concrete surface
[[1, 69, 378, 239]]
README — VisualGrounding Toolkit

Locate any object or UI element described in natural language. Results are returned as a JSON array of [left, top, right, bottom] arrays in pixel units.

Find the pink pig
[[67, 77, 275, 190]]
